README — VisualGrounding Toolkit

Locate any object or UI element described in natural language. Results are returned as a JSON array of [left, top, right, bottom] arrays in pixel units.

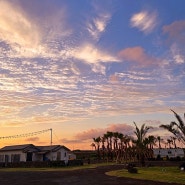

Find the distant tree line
[[91, 110, 185, 165]]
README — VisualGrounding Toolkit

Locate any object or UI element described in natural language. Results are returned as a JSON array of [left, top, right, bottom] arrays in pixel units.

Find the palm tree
[[170, 136, 177, 148], [101, 136, 106, 159], [113, 132, 119, 150], [106, 131, 113, 150], [133, 122, 152, 146], [90, 143, 96, 150], [106, 131, 114, 160], [103, 133, 109, 150], [143, 136, 156, 159], [147, 135, 156, 149], [160, 110, 185, 146], [167, 138, 173, 148], [157, 136, 163, 149], [117, 133, 124, 162], [117, 132, 124, 150], [112, 132, 120, 162], [133, 122, 153, 166], [93, 136, 101, 159], [144, 135, 156, 149]]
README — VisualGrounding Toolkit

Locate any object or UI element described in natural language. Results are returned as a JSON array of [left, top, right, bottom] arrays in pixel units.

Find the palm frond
[[171, 109, 185, 129], [160, 123, 179, 137]]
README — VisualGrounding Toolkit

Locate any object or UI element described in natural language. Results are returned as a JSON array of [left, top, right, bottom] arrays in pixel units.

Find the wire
[[53, 131, 60, 144], [0, 129, 51, 139]]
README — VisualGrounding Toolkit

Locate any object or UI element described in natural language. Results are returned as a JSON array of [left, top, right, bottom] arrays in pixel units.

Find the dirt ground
[[0, 165, 181, 185]]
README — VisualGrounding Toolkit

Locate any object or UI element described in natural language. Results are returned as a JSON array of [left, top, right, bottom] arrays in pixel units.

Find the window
[[168, 151, 172, 154], [57, 152, 61, 160], [0, 155, 4, 162], [11, 154, 20, 162], [5, 155, 9, 163]]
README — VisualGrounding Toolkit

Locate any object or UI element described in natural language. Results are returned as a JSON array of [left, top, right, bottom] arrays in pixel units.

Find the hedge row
[[0, 160, 83, 168]]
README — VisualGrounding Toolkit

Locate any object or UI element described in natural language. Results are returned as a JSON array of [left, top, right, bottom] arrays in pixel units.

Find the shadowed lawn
[[0, 162, 114, 172], [106, 166, 185, 184]]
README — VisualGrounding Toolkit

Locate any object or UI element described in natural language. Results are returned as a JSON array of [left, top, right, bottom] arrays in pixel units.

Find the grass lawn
[[0, 162, 114, 172], [106, 166, 185, 184]]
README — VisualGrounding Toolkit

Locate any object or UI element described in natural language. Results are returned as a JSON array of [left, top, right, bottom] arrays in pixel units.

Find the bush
[[169, 156, 182, 161], [156, 154, 162, 161], [50, 161, 65, 167], [128, 167, 138, 173], [0, 160, 83, 168], [179, 162, 185, 171], [68, 160, 83, 166], [127, 163, 138, 173]]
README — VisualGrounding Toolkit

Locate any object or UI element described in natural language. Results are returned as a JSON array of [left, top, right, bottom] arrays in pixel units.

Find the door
[[57, 152, 61, 160], [26, 152, 33, 161], [5, 155, 9, 163]]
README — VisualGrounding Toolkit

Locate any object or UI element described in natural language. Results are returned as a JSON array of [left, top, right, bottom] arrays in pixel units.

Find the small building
[[36, 145, 71, 162], [153, 148, 184, 159], [73, 150, 97, 160], [0, 144, 39, 163], [0, 144, 76, 163]]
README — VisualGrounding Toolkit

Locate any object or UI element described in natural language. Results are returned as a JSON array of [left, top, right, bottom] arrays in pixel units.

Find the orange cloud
[[25, 137, 40, 142], [109, 74, 120, 83], [163, 20, 185, 43], [75, 123, 134, 140], [1, 121, 25, 127], [75, 128, 104, 140], [118, 46, 159, 66]]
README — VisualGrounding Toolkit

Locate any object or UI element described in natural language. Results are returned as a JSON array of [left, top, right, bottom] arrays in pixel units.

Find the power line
[[0, 128, 51, 140]]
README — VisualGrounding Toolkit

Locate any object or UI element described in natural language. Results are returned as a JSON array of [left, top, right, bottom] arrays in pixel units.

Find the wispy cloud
[[163, 20, 185, 64], [85, 0, 112, 41], [170, 44, 185, 64], [130, 10, 157, 34], [73, 43, 119, 64], [0, 0, 72, 59], [0, 1, 41, 48], [87, 13, 111, 41], [0, 0, 118, 76]]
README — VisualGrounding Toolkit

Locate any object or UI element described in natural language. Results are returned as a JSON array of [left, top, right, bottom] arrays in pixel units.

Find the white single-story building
[[0, 144, 76, 163], [153, 148, 184, 159]]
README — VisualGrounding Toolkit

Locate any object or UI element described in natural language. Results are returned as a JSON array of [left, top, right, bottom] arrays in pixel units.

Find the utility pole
[[50, 128, 53, 146]]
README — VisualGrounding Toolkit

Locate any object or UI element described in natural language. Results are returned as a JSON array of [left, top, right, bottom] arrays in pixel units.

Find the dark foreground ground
[[0, 165, 181, 185]]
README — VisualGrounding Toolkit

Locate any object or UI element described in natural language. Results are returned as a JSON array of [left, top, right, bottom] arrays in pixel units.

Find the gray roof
[[36, 145, 70, 152], [0, 144, 70, 153], [0, 144, 39, 152]]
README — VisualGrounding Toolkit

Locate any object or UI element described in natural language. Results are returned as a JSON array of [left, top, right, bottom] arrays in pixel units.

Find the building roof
[[0, 144, 39, 152], [36, 145, 70, 152], [0, 144, 70, 153]]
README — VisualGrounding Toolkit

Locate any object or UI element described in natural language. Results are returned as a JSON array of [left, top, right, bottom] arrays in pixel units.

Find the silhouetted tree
[[133, 122, 153, 166], [157, 136, 163, 149], [93, 136, 101, 159], [160, 110, 185, 146]]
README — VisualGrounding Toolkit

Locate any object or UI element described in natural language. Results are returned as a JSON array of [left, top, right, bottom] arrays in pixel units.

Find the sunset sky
[[0, 0, 185, 150]]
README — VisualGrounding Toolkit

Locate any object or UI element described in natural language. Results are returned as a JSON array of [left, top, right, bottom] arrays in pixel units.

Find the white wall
[[0, 151, 26, 162], [0, 147, 76, 162], [153, 148, 184, 158], [45, 148, 70, 161]]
